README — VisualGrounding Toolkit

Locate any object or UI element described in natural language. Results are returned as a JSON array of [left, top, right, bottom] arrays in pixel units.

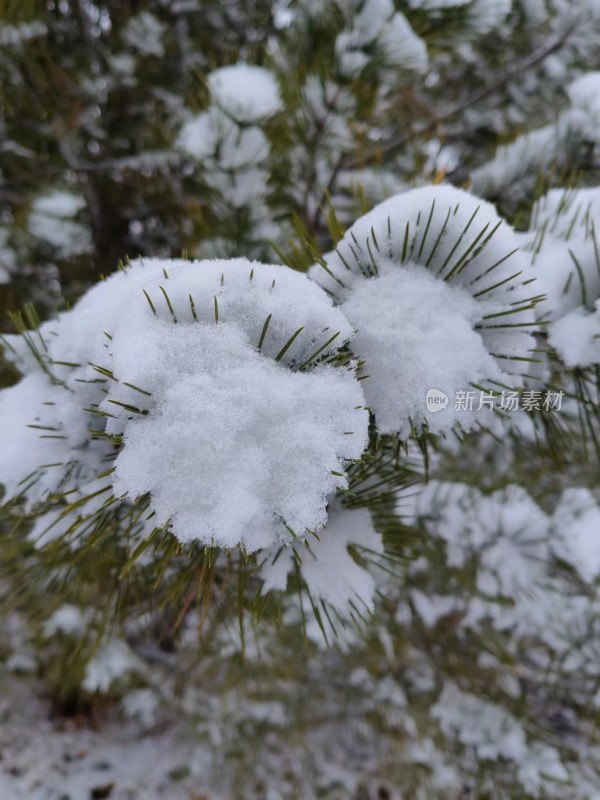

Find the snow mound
[[114, 323, 367, 549], [523, 187, 600, 322], [552, 488, 600, 582], [336, 0, 428, 77], [310, 184, 537, 436], [208, 64, 282, 123], [406, 0, 511, 32], [519, 185, 600, 368], [548, 303, 600, 367], [260, 504, 381, 613], [122, 11, 165, 58], [27, 189, 92, 257], [530, 186, 600, 241], [567, 72, 600, 144], [0, 258, 368, 551], [83, 639, 143, 693], [404, 481, 550, 597], [341, 264, 502, 435], [0, 227, 17, 284], [472, 73, 600, 200], [177, 107, 269, 167]]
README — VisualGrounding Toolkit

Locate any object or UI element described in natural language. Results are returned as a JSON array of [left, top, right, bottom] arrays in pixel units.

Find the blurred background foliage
[[1, 0, 597, 329]]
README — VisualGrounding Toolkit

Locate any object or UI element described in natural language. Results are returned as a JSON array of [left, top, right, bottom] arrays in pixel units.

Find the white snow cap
[[525, 187, 600, 324], [82, 639, 142, 693], [310, 184, 537, 436], [122, 11, 165, 58], [548, 303, 600, 368], [336, 0, 428, 76], [472, 73, 600, 199], [260, 504, 381, 614], [177, 107, 270, 167], [28, 189, 92, 257], [520, 185, 600, 367], [530, 186, 600, 242], [407, 0, 511, 33], [0, 226, 16, 283], [0, 258, 368, 552], [567, 72, 600, 145], [552, 489, 600, 583], [208, 64, 282, 124], [404, 481, 550, 597]]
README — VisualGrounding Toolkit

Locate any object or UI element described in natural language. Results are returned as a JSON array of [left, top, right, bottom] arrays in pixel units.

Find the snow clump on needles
[[310, 185, 539, 437], [0, 258, 369, 551]]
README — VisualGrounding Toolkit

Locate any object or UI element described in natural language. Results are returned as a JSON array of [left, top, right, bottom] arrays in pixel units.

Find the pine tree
[[1, 1, 600, 798]]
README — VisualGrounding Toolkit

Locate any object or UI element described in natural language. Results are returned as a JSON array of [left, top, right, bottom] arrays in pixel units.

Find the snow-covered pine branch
[[310, 184, 540, 435], [0, 258, 368, 552]]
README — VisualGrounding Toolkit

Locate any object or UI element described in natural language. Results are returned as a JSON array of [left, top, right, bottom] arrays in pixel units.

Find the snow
[[471, 123, 568, 199], [548, 303, 600, 367], [43, 604, 89, 637], [530, 186, 600, 240], [38, 257, 354, 372], [518, 184, 600, 367], [432, 683, 569, 794], [0, 257, 368, 551], [27, 190, 92, 257], [114, 323, 368, 549], [177, 110, 221, 161], [208, 64, 282, 123], [122, 11, 165, 58], [411, 591, 458, 627], [522, 186, 600, 322], [83, 639, 143, 693], [176, 94, 276, 249], [0, 373, 77, 504], [341, 264, 502, 435], [0, 681, 214, 800], [567, 72, 600, 144], [182, 96, 271, 167], [405, 481, 550, 596], [432, 683, 527, 762], [32, 191, 85, 218], [0, 226, 16, 284], [334, 168, 408, 214], [407, 0, 511, 31], [472, 73, 600, 199], [422, 139, 461, 178], [260, 504, 381, 613], [310, 184, 537, 436], [336, 0, 428, 77], [552, 489, 600, 582], [407, 0, 470, 8], [379, 12, 428, 71], [525, 234, 599, 319], [468, 0, 512, 33], [0, 21, 47, 47], [472, 487, 549, 597], [122, 688, 160, 727], [520, 0, 548, 23], [518, 744, 570, 795], [4, 3, 600, 796]]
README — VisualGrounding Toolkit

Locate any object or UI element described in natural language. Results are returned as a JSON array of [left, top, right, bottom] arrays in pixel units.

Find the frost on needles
[[0, 258, 369, 551]]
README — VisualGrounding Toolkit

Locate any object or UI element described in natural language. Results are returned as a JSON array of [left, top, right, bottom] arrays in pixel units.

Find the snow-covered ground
[[0, 673, 216, 800]]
